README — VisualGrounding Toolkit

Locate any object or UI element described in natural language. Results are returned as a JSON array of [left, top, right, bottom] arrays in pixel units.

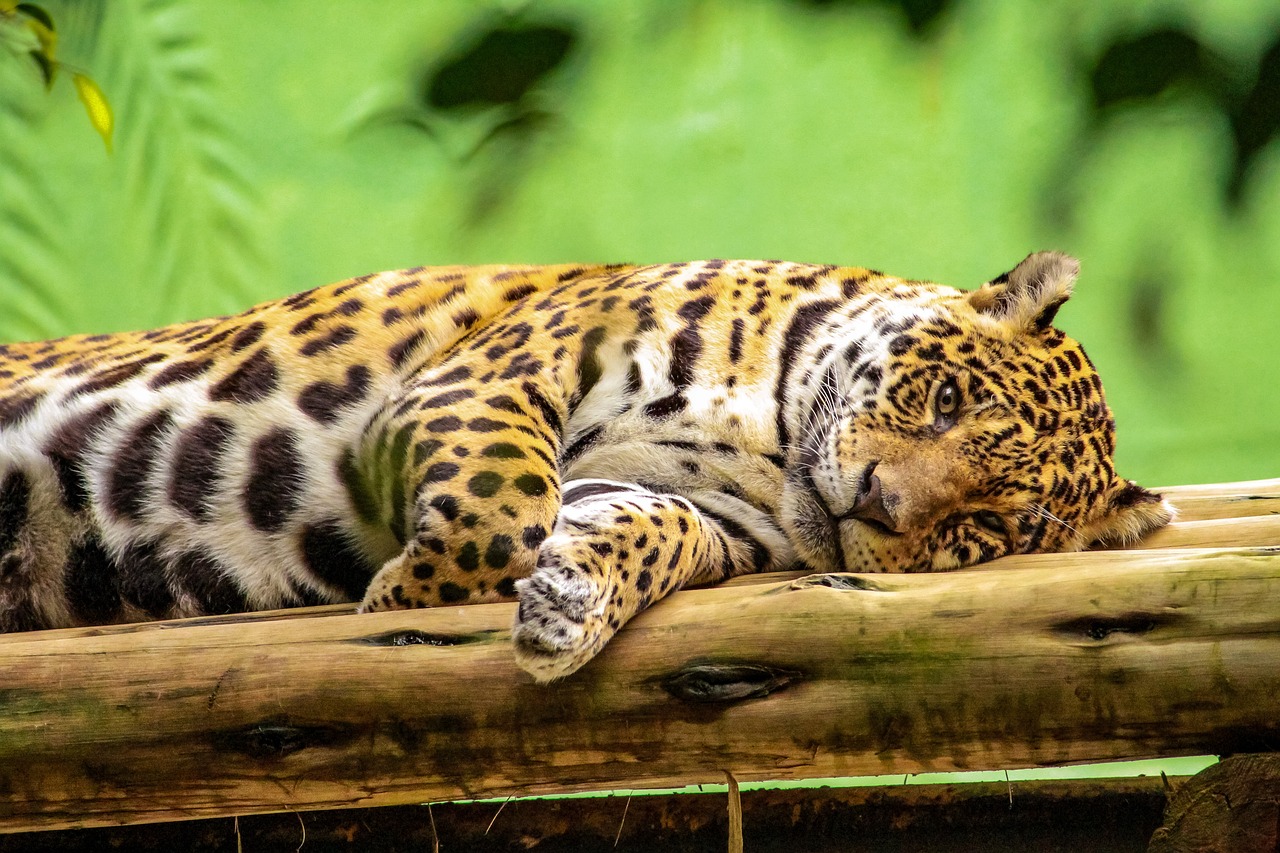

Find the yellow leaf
[[72, 72, 113, 153]]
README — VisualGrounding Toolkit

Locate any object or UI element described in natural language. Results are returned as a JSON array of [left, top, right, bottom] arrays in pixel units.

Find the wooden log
[[1112, 515, 1280, 550], [1157, 477, 1280, 499], [1, 545, 1278, 832], [1154, 478, 1280, 524], [1162, 494, 1280, 522], [2, 479, 1265, 635], [1148, 754, 1280, 853], [0, 777, 1177, 852]]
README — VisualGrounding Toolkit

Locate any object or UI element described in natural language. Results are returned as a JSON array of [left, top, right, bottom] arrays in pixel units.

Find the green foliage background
[[2, 0, 1278, 490]]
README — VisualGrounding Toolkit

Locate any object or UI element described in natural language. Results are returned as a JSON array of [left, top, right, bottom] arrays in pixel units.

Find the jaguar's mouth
[[800, 435, 901, 524], [848, 514, 897, 537], [791, 409, 908, 568], [788, 441, 907, 572]]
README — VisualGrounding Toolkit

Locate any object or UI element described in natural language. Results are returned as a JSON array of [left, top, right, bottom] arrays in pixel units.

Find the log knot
[[661, 662, 801, 704], [1054, 611, 1184, 642], [215, 717, 350, 760], [355, 629, 493, 647], [788, 573, 886, 592]]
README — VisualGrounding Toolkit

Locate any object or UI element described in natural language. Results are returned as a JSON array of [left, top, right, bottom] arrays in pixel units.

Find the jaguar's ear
[[1078, 479, 1175, 548], [969, 251, 1080, 333]]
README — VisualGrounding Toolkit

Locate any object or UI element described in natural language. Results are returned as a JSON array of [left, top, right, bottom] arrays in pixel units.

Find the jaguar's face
[[780, 251, 1173, 574]]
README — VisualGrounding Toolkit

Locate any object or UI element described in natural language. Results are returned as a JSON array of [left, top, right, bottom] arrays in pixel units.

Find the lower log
[[0, 777, 1177, 852], [1, 546, 1278, 832]]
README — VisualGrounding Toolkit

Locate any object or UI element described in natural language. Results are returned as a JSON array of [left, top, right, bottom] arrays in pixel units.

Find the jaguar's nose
[[841, 462, 899, 534]]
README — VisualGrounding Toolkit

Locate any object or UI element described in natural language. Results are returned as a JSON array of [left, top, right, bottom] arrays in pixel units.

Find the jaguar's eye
[[974, 511, 1006, 536], [934, 378, 961, 422]]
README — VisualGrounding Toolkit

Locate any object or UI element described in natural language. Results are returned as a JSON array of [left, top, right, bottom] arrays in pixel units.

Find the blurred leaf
[[1128, 264, 1181, 374], [27, 46, 51, 85], [16, 3, 55, 87], [0, 10, 39, 52], [1228, 36, 1280, 204], [425, 21, 576, 110], [466, 106, 554, 161], [337, 82, 444, 145], [72, 71, 112, 150], [14, 3, 53, 32], [1087, 26, 1280, 206], [1090, 29, 1233, 109]]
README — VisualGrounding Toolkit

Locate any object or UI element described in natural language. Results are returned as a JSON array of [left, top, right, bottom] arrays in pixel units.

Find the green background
[[1, 0, 1274, 789], [3, 0, 1278, 488]]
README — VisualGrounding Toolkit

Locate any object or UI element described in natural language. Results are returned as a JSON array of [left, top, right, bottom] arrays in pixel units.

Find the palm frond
[[0, 53, 74, 342], [92, 0, 266, 322]]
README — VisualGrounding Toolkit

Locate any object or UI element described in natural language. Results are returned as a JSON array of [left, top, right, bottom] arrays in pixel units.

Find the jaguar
[[0, 252, 1172, 680]]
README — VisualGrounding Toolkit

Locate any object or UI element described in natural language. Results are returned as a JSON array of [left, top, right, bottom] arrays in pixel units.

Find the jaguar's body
[[0, 253, 1171, 679]]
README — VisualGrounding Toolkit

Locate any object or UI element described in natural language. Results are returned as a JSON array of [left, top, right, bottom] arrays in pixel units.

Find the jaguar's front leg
[[512, 480, 789, 681], [359, 371, 564, 611]]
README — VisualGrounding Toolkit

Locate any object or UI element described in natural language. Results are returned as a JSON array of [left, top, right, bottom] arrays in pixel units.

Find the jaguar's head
[[781, 251, 1173, 573]]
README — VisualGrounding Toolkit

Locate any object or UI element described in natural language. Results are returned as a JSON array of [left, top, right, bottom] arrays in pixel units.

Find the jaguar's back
[[0, 263, 606, 631]]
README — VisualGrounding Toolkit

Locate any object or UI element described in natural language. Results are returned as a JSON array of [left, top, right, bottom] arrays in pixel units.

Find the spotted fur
[[0, 253, 1171, 679]]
